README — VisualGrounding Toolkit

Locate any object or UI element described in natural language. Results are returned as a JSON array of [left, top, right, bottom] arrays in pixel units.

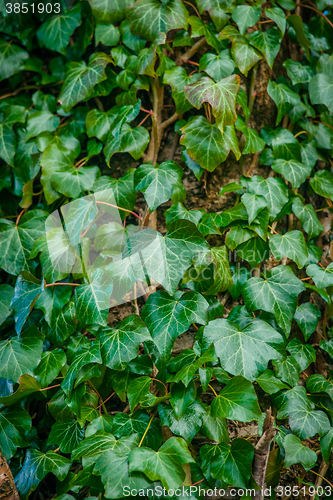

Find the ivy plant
[[1, 0, 333, 498]]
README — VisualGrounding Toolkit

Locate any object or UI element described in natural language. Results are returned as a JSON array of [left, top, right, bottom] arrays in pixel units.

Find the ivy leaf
[[306, 262, 333, 288], [243, 265, 305, 334], [88, 0, 133, 23], [267, 80, 301, 125], [210, 438, 254, 489], [0, 374, 41, 406], [95, 24, 120, 46], [199, 50, 235, 82], [310, 170, 333, 200], [113, 411, 162, 449], [292, 197, 323, 239], [134, 161, 183, 211], [15, 449, 72, 500], [271, 159, 311, 189], [104, 125, 150, 163], [283, 59, 313, 85], [36, 4, 81, 55], [97, 315, 151, 370], [287, 14, 310, 58], [26, 111, 60, 141], [242, 175, 288, 218], [269, 230, 308, 269], [93, 168, 137, 215], [169, 381, 196, 419], [256, 369, 289, 394], [265, 7, 286, 35], [220, 26, 262, 76], [0, 210, 47, 276], [61, 341, 102, 394], [283, 434, 317, 471], [247, 28, 281, 69], [0, 284, 14, 326], [34, 350, 66, 388], [196, 0, 234, 30], [128, 0, 188, 41], [279, 397, 330, 439], [211, 376, 261, 422], [241, 193, 267, 225], [0, 39, 29, 81], [165, 203, 203, 226], [184, 75, 240, 131], [0, 407, 31, 460], [59, 53, 112, 112], [141, 290, 208, 357], [163, 66, 202, 114], [158, 400, 206, 443], [75, 273, 113, 328], [0, 326, 44, 384], [294, 302, 321, 341], [203, 318, 284, 381], [51, 166, 100, 199], [321, 428, 333, 465], [10, 272, 44, 334], [232, 5, 261, 35], [188, 16, 224, 52], [124, 220, 209, 294], [180, 116, 241, 171], [129, 437, 194, 489], [235, 117, 265, 154], [287, 339, 316, 371], [48, 420, 84, 453], [127, 376, 152, 412]]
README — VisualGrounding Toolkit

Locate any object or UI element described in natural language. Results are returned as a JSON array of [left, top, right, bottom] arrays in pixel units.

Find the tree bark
[[252, 408, 277, 500], [0, 452, 20, 500]]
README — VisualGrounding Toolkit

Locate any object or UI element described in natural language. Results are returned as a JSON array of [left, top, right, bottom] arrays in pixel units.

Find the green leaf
[[310, 170, 333, 200], [211, 376, 261, 421], [184, 75, 240, 131], [307, 374, 333, 400], [294, 302, 321, 341], [158, 400, 206, 442], [36, 4, 81, 55], [113, 411, 162, 449], [287, 338, 316, 371], [61, 340, 102, 394], [203, 318, 284, 381], [74, 274, 113, 328], [188, 16, 224, 52], [0, 210, 47, 276], [321, 428, 333, 465], [34, 350, 66, 388], [0, 374, 41, 406], [169, 381, 196, 419], [272, 159, 311, 190], [15, 449, 71, 500], [134, 161, 183, 211], [95, 24, 120, 46], [88, 0, 133, 23], [165, 203, 203, 226], [180, 116, 241, 171], [163, 66, 202, 114], [210, 438, 254, 489], [235, 117, 266, 154], [0, 326, 44, 384], [11, 272, 44, 333], [241, 193, 267, 225], [242, 175, 288, 218], [220, 26, 262, 75], [283, 59, 313, 85], [287, 14, 311, 58], [0, 407, 31, 460], [98, 315, 151, 370], [128, 0, 188, 41], [48, 420, 84, 454], [267, 80, 301, 125], [0, 39, 29, 81], [310, 73, 333, 113], [0, 123, 16, 166], [243, 265, 305, 334], [199, 50, 235, 82], [25, 111, 60, 141], [292, 197, 323, 239], [59, 53, 112, 112], [256, 369, 289, 394], [0, 284, 14, 326], [283, 434, 317, 471], [129, 436, 194, 489], [142, 290, 207, 357], [279, 397, 330, 439], [269, 230, 308, 269], [265, 7, 286, 35], [104, 125, 149, 163], [306, 262, 333, 288], [232, 5, 261, 35], [196, 0, 234, 30]]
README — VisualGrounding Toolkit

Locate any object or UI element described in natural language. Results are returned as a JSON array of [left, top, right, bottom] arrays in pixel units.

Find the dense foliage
[[1, 0, 333, 498]]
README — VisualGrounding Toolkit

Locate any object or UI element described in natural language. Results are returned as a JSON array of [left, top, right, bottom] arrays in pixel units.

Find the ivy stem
[[208, 384, 218, 397], [140, 107, 154, 115], [268, 224, 279, 235], [95, 200, 141, 220], [40, 384, 61, 391], [96, 392, 115, 411], [150, 378, 168, 395], [300, 3, 333, 29], [309, 470, 333, 489], [137, 113, 151, 127], [15, 209, 26, 226], [138, 411, 156, 447], [182, 0, 201, 17], [191, 479, 205, 486], [294, 130, 308, 138], [186, 60, 200, 66], [89, 381, 108, 415]]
